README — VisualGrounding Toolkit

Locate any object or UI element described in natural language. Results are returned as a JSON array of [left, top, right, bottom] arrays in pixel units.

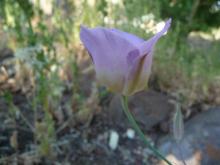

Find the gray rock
[[159, 108, 220, 165], [108, 90, 175, 130]]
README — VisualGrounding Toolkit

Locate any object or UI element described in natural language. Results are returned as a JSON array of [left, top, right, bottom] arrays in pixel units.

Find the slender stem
[[121, 96, 172, 165]]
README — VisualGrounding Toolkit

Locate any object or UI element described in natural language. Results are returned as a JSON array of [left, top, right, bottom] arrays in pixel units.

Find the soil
[[0, 90, 163, 164], [0, 86, 209, 165]]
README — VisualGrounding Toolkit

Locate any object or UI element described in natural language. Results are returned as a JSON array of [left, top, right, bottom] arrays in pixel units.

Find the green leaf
[[173, 104, 184, 142]]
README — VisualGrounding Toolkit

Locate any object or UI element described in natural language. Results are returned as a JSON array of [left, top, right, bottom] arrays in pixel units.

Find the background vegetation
[[0, 0, 220, 164]]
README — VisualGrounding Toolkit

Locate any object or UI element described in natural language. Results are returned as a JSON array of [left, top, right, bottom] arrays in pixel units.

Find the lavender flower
[[80, 19, 171, 96]]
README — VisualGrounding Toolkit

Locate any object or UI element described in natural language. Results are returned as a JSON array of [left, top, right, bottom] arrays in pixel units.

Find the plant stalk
[[121, 96, 172, 165]]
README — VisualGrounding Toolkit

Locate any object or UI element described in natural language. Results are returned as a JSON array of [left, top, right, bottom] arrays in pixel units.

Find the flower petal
[[80, 25, 137, 93], [110, 28, 144, 46], [123, 52, 152, 95], [123, 18, 171, 95], [138, 18, 171, 55]]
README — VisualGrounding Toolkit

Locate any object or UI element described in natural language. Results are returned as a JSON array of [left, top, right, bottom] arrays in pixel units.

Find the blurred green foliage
[[0, 0, 220, 161], [159, 0, 220, 30], [123, 0, 220, 34]]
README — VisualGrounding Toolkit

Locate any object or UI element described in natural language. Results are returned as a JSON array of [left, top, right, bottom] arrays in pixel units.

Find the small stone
[[126, 128, 135, 139], [109, 130, 119, 150]]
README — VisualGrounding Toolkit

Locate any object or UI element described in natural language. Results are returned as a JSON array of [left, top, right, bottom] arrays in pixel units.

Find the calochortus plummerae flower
[[80, 19, 171, 96], [80, 19, 173, 165]]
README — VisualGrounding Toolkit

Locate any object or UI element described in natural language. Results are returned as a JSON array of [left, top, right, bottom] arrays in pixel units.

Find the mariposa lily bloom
[[80, 19, 171, 96]]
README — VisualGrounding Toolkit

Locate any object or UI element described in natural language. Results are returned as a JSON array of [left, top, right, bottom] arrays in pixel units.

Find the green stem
[[121, 96, 172, 165]]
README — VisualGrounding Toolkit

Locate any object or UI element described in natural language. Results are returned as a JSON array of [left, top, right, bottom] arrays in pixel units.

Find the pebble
[[109, 130, 119, 150], [126, 128, 135, 139]]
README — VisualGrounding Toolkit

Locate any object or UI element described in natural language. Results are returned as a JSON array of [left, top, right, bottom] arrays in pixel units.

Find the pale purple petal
[[138, 18, 171, 55], [110, 28, 144, 46], [126, 49, 140, 66], [123, 53, 152, 95], [80, 25, 137, 93], [123, 19, 171, 95]]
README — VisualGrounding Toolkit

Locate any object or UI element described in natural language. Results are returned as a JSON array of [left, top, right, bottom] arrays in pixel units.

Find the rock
[[159, 108, 220, 165], [126, 128, 135, 139], [108, 90, 175, 130], [108, 130, 119, 150]]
